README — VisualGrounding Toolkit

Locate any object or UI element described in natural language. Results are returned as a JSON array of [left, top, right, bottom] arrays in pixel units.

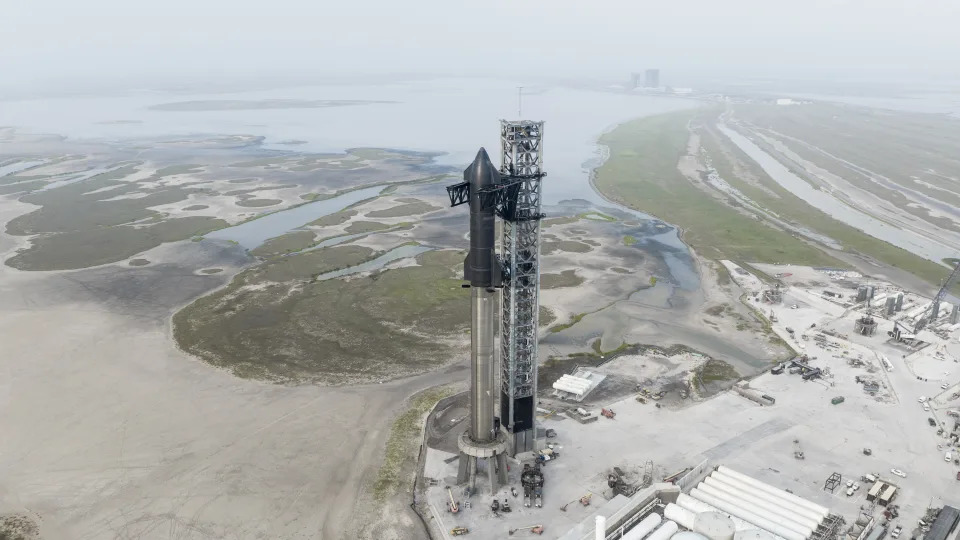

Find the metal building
[[925, 505, 959, 540], [498, 120, 545, 454], [857, 286, 869, 302], [645, 69, 660, 88], [895, 292, 904, 312]]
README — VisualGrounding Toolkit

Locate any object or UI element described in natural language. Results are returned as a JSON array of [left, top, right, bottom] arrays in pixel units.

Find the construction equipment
[[501, 498, 512, 513], [521, 463, 544, 508], [491, 499, 500, 514], [451, 527, 470, 536], [509, 525, 544, 536], [446, 487, 459, 513], [793, 439, 805, 460], [601, 408, 616, 419], [560, 493, 592, 511]]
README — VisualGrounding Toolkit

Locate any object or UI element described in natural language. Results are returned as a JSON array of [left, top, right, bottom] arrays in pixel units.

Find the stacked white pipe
[[715, 467, 828, 519], [700, 476, 821, 530], [687, 467, 828, 540], [675, 495, 768, 535], [553, 374, 592, 397], [622, 513, 663, 540]]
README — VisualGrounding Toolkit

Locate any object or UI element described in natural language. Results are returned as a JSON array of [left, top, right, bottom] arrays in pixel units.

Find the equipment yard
[[420, 262, 960, 539]]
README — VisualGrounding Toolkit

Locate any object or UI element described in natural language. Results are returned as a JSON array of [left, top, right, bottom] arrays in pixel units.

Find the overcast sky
[[3, 0, 959, 93]]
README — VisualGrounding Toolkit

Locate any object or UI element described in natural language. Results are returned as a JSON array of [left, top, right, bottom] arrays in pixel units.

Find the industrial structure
[[891, 260, 960, 341], [854, 312, 877, 336], [557, 466, 842, 540], [497, 120, 546, 454], [446, 120, 546, 488], [448, 149, 510, 491], [645, 69, 660, 88]]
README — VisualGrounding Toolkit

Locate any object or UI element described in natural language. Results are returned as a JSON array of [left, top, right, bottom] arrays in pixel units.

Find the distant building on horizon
[[644, 69, 660, 88]]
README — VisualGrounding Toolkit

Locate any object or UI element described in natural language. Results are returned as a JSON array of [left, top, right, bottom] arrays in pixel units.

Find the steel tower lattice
[[498, 120, 545, 454]]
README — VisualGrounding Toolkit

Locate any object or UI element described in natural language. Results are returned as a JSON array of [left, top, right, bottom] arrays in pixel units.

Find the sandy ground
[[425, 331, 957, 539], [0, 196, 460, 539]]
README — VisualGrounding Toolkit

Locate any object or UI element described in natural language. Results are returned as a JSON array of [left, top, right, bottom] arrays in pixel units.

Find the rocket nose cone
[[474, 147, 491, 163], [465, 147, 498, 187]]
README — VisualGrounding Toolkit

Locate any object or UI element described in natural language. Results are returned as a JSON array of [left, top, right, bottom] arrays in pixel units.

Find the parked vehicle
[[846, 487, 855, 497], [946, 452, 952, 462], [930, 418, 938, 426], [846, 480, 854, 488], [891, 468, 906, 478], [853, 482, 861, 491], [892, 525, 902, 539]]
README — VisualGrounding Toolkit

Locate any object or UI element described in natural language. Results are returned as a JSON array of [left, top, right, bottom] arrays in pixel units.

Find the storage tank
[[673, 532, 710, 540], [715, 467, 830, 517], [646, 521, 680, 540], [665, 503, 697, 530], [695, 484, 812, 537], [689, 488, 806, 540], [707, 473, 824, 524], [735, 530, 777, 540], [694, 511, 736, 540], [704, 475, 822, 528], [623, 513, 663, 540]]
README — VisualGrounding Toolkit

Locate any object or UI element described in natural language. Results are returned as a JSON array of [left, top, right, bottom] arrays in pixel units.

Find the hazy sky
[[3, 0, 960, 92]]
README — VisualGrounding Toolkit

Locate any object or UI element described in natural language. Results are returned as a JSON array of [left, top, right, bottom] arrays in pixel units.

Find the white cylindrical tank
[[676, 495, 761, 534], [708, 472, 825, 524], [694, 511, 736, 540], [703, 476, 822, 529], [646, 521, 680, 540], [690, 488, 806, 540], [735, 530, 777, 540], [715, 467, 829, 517], [665, 503, 697, 530], [673, 532, 710, 540], [695, 483, 812, 537], [597, 516, 607, 540], [623, 513, 663, 540]]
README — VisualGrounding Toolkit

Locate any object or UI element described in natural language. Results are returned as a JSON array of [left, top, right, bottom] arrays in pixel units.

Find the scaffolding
[[498, 120, 545, 454]]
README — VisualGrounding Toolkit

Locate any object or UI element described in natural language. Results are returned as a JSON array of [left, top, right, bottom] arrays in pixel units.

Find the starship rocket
[[463, 148, 500, 445]]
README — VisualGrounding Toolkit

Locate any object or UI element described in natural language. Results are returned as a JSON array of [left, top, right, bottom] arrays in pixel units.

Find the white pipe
[[708, 473, 825, 523], [696, 483, 813, 537], [676, 495, 759, 533], [647, 521, 680, 540], [703, 477, 821, 529], [690, 489, 806, 540], [665, 503, 697, 530], [597, 516, 607, 540], [716, 466, 829, 517], [623, 513, 663, 540]]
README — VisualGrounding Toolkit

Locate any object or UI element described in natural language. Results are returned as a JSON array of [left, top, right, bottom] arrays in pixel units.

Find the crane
[[894, 260, 960, 339]]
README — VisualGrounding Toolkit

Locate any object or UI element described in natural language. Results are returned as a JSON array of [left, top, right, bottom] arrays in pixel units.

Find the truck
[[832, 396, 845, 405]]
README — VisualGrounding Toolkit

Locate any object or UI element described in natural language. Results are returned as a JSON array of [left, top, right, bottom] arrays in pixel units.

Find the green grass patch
[[593, 110, 843, 267], [578, 211, 616, 222], [550, 312, 587, 333], [623, 235, 637, 246], [373, 385, 455, 502]]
